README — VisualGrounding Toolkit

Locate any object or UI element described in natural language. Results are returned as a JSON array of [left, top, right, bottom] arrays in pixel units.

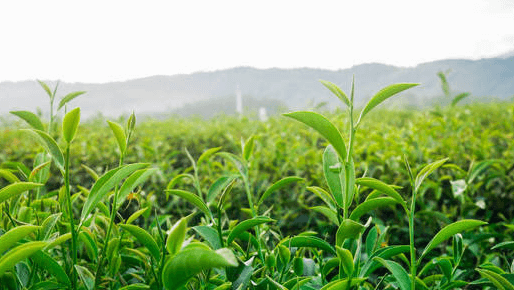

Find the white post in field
[[259, 107, 268, 121], [236, 85, 243, 115]]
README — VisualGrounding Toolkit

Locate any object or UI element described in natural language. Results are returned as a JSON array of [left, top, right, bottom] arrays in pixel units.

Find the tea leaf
[[119, 224, 161, 261], [32, 251, 71, 286], [0, 241, 47, 276], [243, 135, 255, 161], [307, 186, 336, 210], [107, 120, 127, 155], [451, 92, 471, 107], [477, 268, 514, 290], [0, 225, 40, 254], [117, 167, 157, 207], [81, 163, 149, 221], [207, 175, 237, 204], [358, 83, 418, 125], [415, 158, 449, 192], [360, 245, 411, 277], [62, 107, 80, 143], [0, 169, 20, 183], [57, 91, 86, 110], [41, 213, 62, 240], [336, 219, 365, 247], [349, 197, 399, 221], [197, 146, 222, 166], [320, 80, 350, 108], [162, 247, 237, 290], [21, 129, 64, 172], [227, 216, 275, 245], [0, 182, 43, 204], [282, 236, 336, 255], [166, 217, 188, 255], [118, 284, 151, 290], [310, 206, 339, 225], [420, 219, 487, 262], [193, 226, 221, 250], [323, 145, 344, 208], [166, 189, 211, 218], [284, 111, 347, 160], [266, 275, 288, 290], [10, 111, 45, 131], [257, 176, 303, 206], [126, 207, 150, 225], [74, 265, 94, 290], [376, 258, 411, 290], [336, 246, 354, 277], [355, 177, 407, 211]]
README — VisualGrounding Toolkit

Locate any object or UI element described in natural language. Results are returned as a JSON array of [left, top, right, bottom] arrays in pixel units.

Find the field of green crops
[[1, 80, 513, 290]]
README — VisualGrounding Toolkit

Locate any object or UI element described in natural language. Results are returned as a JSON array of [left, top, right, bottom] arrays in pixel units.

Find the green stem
[[409, 188, 417, 290], [64, 145, 78, 290], [217, 206, 225, 248], [93, 156, 124, 289]]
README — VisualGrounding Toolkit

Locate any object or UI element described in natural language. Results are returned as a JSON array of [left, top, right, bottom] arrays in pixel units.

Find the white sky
[[1, 0, 513, 83]]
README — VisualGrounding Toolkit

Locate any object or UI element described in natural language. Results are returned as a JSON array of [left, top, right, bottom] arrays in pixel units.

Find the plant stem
[[93, 156, 124, 289], [64, 145, 78, 290], [409, 188, 417, 290]]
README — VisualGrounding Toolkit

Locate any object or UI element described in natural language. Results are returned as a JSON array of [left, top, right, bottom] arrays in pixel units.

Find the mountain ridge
[[1, 56, 513, 119]]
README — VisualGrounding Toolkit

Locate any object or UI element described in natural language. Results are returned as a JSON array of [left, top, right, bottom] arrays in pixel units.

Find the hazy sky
[[1, 0, 513, 83]]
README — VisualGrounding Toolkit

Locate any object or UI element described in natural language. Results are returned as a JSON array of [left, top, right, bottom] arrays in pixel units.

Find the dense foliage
[[0, 80, 513, 290]]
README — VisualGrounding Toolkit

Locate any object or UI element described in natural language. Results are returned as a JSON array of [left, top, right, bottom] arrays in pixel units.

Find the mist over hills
[[1, 55, 513, 119]]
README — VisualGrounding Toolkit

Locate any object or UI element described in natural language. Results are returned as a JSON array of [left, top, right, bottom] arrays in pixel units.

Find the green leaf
[[320, 80, 350, 107], [37, 80, 53, 98], [207, 175, 237, 204], [0, 182, 43, 204], [258, 176, 303, 206], [477, 268, 514, 290], [284, 111, 347, 160], [415, 158, 449, 192], [420, 219, 487, 262], [282, 236, 336, 255], [0, 169, 20, 183], [166, 189, 211, 218], [166, 217, 188, 255], [74, 265, 94, 290], [336, 219, 365, 247], [32, 251, 71, 286], [107, 120, 127, 155], [62, 107, 80, 143], [227, 216, 275, 245], [437, 71, 450, 98], [57, 91, 86, 110], [81, 163, 149, 221], [491, 241, 514, 251], [162, 247, 237, 290], [243, 135, 255, 161], [357, 83, 418, 124], [119, 224, 161, 261], [360, 245, 410, 277], [451, 92, 471, 106], [116, 167, 157, 207], [10, 111, 45, 131], [193, 226, 221, 250], [336, 246, 354, 277], [126, 207, 150, 225], [310, 206, 339, 225], [79, 231, 98, 262], [218, 152, 248, 178], [323, 145, 344, 208], [197, 147, 222, 166], [349, 197, 399, 221], [0, 241, 47, 276], [373, 257, 411, 290], [344, 157, 355, 209], [166, 173, 194, 190], [307, 186, 336, 210], [28, 160, 51, 183], [41, 213, 62, 240], [21, 129, 64, 172], [266, 275, 288, 290], [0, 225, 40, 254], [355, 177, 407, 211], [118, 284, 150, 290]]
